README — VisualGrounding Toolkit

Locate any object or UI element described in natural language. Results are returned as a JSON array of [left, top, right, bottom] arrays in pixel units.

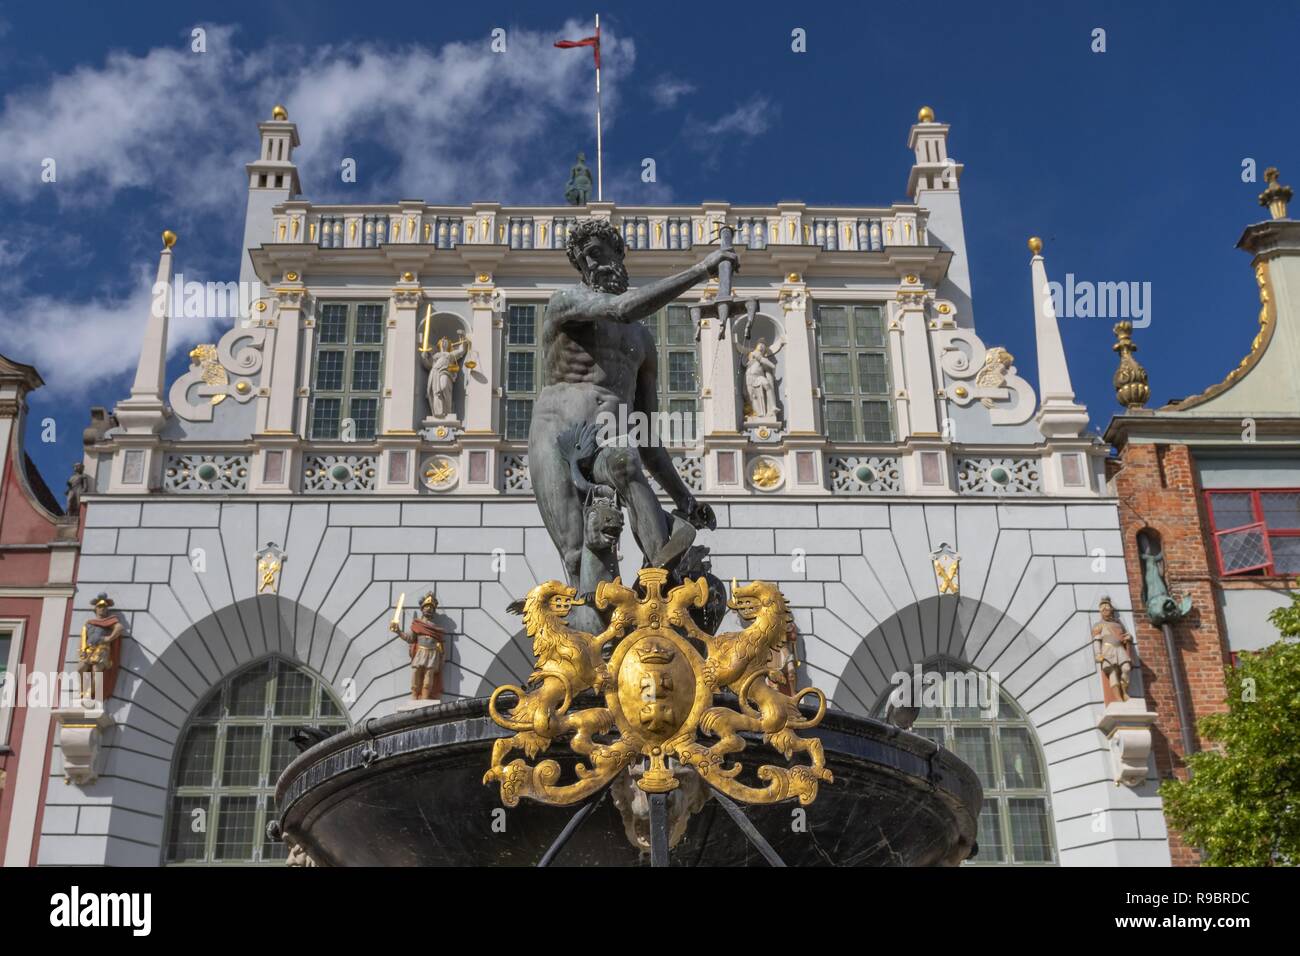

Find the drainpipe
[[1160, 622, 1198, 764]]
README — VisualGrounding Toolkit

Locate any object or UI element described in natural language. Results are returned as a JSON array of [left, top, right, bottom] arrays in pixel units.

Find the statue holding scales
[[419, 305, 472, 420]]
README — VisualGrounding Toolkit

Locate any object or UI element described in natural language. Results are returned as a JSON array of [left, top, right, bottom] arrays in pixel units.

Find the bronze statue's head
[[566, 218, 628, 294], [420, 592, 438, 617]]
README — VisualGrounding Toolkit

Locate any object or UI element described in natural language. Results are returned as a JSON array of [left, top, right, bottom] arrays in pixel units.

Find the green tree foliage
[[1158, 590, 1300, 865]]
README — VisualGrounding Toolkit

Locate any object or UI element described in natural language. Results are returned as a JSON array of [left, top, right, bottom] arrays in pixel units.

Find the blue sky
[[1, 1, 1297, 491]]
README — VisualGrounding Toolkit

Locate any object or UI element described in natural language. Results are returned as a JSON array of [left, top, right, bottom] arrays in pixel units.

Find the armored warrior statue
[[79, 593, 125, 703], [65, 462, 91, 515], [564, 153, 593, 206], [391, 592, 446, 701], [737, 335, 785, 421], [529, 219, 733, 619], [421, 335, 470, 420], [1091, 596, 1134, 704]]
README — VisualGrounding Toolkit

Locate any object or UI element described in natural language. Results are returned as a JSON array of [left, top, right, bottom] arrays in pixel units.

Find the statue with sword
[[390, 591, 446, 702]]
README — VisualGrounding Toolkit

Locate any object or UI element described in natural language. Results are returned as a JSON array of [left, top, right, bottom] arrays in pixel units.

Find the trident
[[692, 223, 759, 342]]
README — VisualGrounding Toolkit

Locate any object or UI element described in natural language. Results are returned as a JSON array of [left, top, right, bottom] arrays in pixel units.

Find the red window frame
[[1204, 487, 1300, 577]]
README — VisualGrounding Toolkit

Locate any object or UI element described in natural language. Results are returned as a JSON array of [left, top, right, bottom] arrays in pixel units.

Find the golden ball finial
[[272, 104, 288, 120], [1027, 236, 1043, 255], [161, 230, 178, 249], [917, 106, 935, 123]]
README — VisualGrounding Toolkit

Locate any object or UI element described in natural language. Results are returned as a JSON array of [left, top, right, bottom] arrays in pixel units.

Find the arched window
[[164, 658, 348, 865], [875, 660, 1057, 865]]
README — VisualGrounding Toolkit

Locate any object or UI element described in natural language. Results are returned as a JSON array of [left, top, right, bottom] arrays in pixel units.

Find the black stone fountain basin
[[275, 696, 982, 867]]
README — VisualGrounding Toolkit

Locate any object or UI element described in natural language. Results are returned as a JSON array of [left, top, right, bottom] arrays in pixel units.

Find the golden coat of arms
[[483, 568, 832, 808]]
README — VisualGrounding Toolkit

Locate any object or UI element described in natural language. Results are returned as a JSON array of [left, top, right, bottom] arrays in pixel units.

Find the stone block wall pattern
[[42, 496, 1170, 866]]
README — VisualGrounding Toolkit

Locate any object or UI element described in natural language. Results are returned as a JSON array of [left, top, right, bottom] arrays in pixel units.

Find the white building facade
[[24, 107, 1171, 866]]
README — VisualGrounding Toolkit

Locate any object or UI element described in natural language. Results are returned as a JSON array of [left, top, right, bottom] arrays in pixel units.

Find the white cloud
[[0, 236, 31, 269], [650, 77, 695, 109], [1, 266, 228, 399], [0, 20, 638, 396], [0, 21, 636, 210], [688, 96, 774, 140], [0, 25, 252, 209]]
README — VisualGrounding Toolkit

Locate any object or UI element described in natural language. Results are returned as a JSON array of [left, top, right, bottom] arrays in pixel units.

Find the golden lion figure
[[673, 580, 832, 800], [483, 582, 635, 800]]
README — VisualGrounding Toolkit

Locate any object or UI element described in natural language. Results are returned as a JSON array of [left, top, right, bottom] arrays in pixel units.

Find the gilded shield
[[611, 628, 700, 747]]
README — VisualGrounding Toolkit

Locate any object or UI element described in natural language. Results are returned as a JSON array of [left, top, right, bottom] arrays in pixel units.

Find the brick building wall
[[1112, 441, 1231, 866]]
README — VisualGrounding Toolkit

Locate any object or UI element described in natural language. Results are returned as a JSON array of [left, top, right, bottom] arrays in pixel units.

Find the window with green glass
[[308, 301, 386, 440], [874, 662, 1056, 866], [644, 304, 698, 445], [164, 658, 349, 865], [503, 303, 545, 441], [0, 632, 11, 749], [816, 304, 893, 442]]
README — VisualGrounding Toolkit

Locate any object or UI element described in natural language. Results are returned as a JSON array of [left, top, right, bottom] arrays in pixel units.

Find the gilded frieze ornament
[[931, 543, 960, 595], [256, 542, 286, 594], [749, 458, 783, 490], [422, 456, 457, 491], [1111, 321, 1150, 409], [974, 346, 1014, 407], [189, 344, 228, 405], [484, 569, 832, 808]]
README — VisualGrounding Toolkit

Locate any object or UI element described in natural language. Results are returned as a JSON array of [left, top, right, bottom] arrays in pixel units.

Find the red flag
[[554, 25, 600, 69]]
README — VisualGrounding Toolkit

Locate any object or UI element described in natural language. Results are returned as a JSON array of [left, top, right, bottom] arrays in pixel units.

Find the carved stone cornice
[[467, 287, 498, 309], [777, 286, 806, 313], [275, 286, 308, 308], [392, 287, 425, 307]]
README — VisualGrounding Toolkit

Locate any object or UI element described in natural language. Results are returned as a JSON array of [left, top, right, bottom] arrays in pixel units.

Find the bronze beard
[[589, 259, 629, 295]]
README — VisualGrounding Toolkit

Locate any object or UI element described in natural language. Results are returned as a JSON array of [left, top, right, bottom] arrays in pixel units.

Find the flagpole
[[594, 13, 603, 201]]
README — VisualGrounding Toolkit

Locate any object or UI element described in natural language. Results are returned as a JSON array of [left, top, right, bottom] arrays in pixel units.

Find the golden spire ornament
[[1259, 167, 1292, 220], [1112, 321, 1150, 409]]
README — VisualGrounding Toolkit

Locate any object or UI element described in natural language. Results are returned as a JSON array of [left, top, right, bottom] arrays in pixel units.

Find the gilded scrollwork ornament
[[484, 569, 832, 809]]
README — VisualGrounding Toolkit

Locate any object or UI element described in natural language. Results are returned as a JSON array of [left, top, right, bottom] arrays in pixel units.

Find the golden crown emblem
[[483, 568, 832, 807]]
